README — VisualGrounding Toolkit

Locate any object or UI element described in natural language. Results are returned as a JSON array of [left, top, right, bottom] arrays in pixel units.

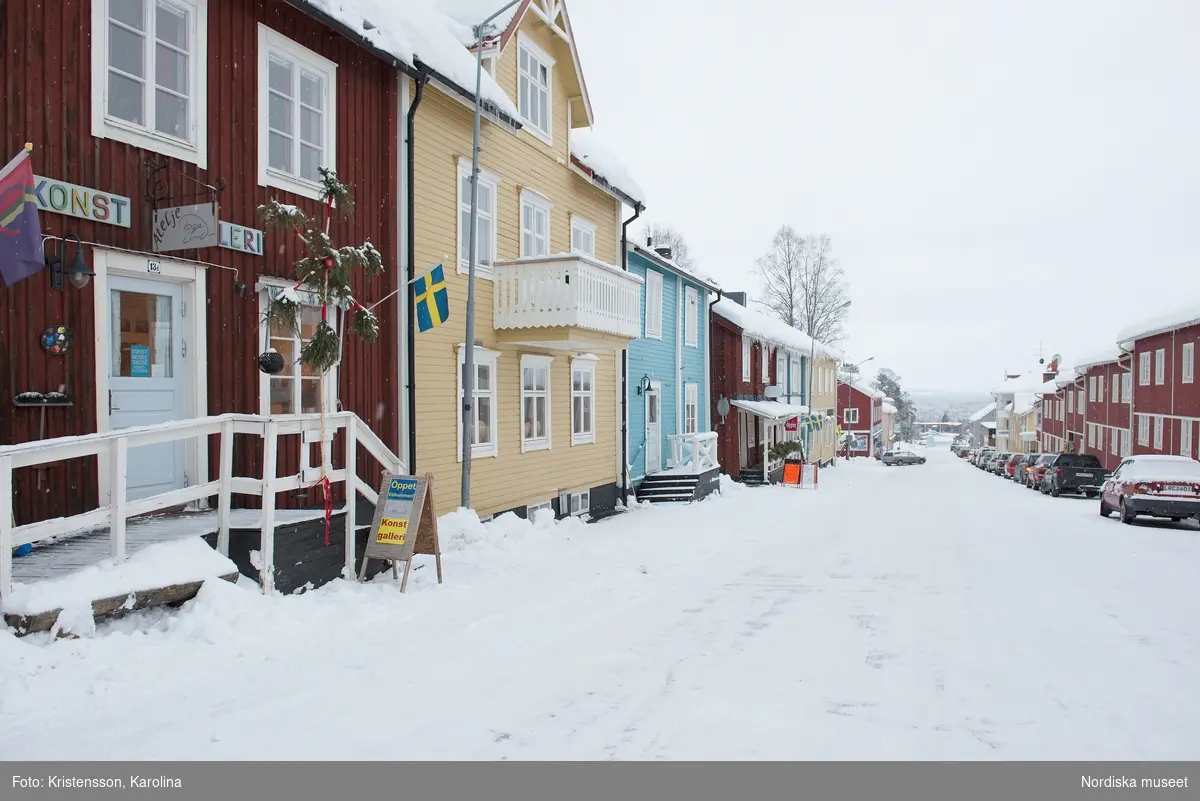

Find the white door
[[645, 383, 662, 474], [108, 276, 187, 501]]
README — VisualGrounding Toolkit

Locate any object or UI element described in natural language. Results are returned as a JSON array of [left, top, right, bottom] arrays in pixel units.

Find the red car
[[1099, 455, 1200, 524], [1004, 454, 1022, 478], [1026, 454, 1056, 489]]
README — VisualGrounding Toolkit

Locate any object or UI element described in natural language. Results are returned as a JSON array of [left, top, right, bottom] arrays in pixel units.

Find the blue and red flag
[[0, 148, 45, 287]]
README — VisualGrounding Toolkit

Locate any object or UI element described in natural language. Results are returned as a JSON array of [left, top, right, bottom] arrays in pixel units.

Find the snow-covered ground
[[3, 451, 1199, 760]]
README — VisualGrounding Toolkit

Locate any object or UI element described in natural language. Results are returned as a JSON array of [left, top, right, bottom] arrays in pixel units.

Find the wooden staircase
[[636, 474, 702, 503]]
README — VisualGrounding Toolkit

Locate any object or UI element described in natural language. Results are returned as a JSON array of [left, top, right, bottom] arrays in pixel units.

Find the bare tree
[[639, 223, 694, 270], [754, 226, 850, 344]]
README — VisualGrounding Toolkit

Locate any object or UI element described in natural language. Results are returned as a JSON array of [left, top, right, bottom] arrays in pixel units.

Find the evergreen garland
[[257, 168, 383, 375]]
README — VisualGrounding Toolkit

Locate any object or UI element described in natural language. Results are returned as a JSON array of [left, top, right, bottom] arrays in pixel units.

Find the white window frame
[[1123, 372, 1132, 403], [1154, 415, 1164, 449], [516, 33, 554, 144], [257, 283, 338, 418], [1088, 376, 1096, 402], [256, 25, 337, 200], [92, 0, 209, 167], [456, 157, 501, 278], [1058, 398, 1064, 421], [1121, 428, 1131, 456], [571, 356, 597, 446], [526, 499, 552, 516], [844, 408, 859, 425], [760, 344, 769, 382], [520, 354, 553, 453], [1181, 420, 1193, 459], [1110, 427, 1119, 456], [457, 345, 501, 461], [776, 352, 786, 391], [644, 270, 663, 340], [568, 489, 590, 517], [1155, 348, 1166, 385], [1077, 389, 1085, 414], [1138, 415, 1150, 446], [570, 214, 596, 258], [741, 337, 751, 382], [684, 383, 699, 434], [1183, 342, 1195, 384], [1112, 374, 1120, 401], [790, 358, 801, 394], [519, 188, 552, 258], [1087, 423, 1095, 449], [1139, 351, 1151, 385], [1098, 374, 1104, 403], [684, 287, 699, 347]]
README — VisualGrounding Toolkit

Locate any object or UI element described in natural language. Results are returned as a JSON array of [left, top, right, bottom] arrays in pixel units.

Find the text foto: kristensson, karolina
[[13, 775, 182, 790], [1082, 775, 1188, 789]]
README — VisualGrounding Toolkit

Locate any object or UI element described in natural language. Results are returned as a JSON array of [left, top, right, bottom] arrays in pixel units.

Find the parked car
[[1099, 455, 1200, 524], [1038, 453, 1106, 497], [990, 453, 1012, 475], [1026, 454, 1055, 488], [882, 450, 926, 466], [976, 448, 996, 469], [1008, 454, 1030, 480]]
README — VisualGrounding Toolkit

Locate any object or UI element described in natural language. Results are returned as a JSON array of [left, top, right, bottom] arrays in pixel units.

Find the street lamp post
[[462, 0, 522, 509]]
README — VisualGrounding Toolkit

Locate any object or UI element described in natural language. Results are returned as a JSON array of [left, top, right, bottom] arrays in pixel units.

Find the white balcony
[[493, 254, 643, 348]]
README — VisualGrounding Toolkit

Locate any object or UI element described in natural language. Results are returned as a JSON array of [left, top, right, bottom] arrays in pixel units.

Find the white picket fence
[[0, 412, 404, 598]]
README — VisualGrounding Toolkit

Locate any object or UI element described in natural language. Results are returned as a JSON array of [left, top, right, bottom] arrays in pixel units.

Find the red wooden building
[[1076, 350, 1132, 470], [0, 0, 416, 526], [1119, 308, 1200, 459], [837, 373, 883, 457]]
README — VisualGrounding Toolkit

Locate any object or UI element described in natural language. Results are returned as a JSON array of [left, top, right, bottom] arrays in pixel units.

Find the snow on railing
[[0, 412, 404, 599], [493, 254, 642, 338], [666, 432, 719, 472]]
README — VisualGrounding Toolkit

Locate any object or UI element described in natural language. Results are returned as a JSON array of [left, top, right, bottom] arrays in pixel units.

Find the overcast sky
[[568, 0, 1200, 392]]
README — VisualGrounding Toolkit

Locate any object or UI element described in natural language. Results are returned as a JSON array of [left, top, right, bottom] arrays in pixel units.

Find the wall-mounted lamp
[[48, 234, 94, 291], [635, 374, 652, 396]]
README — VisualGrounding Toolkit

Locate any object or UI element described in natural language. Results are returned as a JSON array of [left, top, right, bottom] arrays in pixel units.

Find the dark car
[[1009, 454, 1031, 481], [1099, 455, 1200, 524], [1025, 454, 1056, 488], [1039, 453, 1106, 497]]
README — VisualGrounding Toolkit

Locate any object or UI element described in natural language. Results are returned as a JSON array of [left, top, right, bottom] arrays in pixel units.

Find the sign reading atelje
[[361, 472, 444, 592], [153, 202, 219, 252]]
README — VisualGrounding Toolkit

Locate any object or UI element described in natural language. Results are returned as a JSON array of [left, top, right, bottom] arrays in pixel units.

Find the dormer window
[[517, 34, 554, 143]]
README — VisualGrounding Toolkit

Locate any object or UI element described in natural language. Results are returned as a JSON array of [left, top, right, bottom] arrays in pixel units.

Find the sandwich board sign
[[359, 472, 444, 592]]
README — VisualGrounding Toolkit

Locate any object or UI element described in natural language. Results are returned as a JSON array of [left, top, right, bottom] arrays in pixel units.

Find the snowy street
[[3, 448, 1199, 760]]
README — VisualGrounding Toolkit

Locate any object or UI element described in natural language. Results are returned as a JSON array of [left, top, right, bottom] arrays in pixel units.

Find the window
[[1139, 352, 1151, 385], [258, 285, 337, 416], [1182, 421, 1193, 459], [684, 383, 698, 434], [1122, 372, 1132, 403], [568, 490, 590, 517], [844, 408, 859, 424], [1138, 415, 1150, 446], [571, 356, 597, 445], [790, 358, 800, 394], [685, 287, 699, 347], [741, 338, 751, 382], [480, 53, 496, 78], [1155, 348, 1166, 385], [1121, 429, 1131, 456], [93, 0, 208, 166], [776, 352, 786, 389], [520, 354, 553, 452], [517, 35, 553, 141], [1154, 415, 1164, 449], [519, 189, 551, 258], [1112, 374, 1120, 401], [1110, 427, 1119, 456], [1058, 399, 1064, 421], [257, 25, 336, 198], [1183, 342, 1195, 384], [644, 271, 663, 339], [1077, 390, 1085, 414], [526, 499, 552, 516], [761, 345, 769, 382], [1088, 377, 1096, 402], [457, 158, 500, 276], [1087, 424, 1095, 449], [1098, 374, 1104, 403], [570, 215, 596, 257], [457, 345, 500, 460]]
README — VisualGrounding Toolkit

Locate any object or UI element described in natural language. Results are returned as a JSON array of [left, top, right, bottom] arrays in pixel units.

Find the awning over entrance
[[730, 400, 810, 421]]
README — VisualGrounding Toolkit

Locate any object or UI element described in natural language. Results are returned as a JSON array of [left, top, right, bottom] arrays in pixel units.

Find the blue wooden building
[[625, 242, 721, 503]]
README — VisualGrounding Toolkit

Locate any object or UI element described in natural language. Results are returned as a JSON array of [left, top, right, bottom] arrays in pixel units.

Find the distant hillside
[[907, 389, 993, 423]]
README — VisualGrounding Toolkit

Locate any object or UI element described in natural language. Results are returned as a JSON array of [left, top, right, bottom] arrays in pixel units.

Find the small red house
[[1119, 307, 1200, 459], [1076, 350, 1132, 470], [837, 373, 883, 457]]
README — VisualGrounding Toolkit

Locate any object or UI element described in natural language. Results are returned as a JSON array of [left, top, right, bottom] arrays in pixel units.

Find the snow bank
[[0, 538, 238, 617], [570, 129, 646, 205], [1117, 302, 1200, 344], [298, 0, 519, 119], [713, 297, 842, 361]]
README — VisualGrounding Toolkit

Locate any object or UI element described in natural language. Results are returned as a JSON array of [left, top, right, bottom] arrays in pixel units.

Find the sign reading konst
[[361, 472, 444, 592]]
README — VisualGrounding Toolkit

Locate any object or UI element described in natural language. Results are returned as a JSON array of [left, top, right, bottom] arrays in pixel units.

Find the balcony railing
[[666, 432, 719, 472], [494, 254, 643, 338]]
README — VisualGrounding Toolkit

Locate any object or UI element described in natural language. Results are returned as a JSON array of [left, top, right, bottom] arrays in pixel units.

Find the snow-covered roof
[[981, 421, 997, 429], [431, 0, 525, 42], [1055, 370, 1083, 389], [1012, 392, 1037, 415], [1035, 377, 1060, 395], [296, 0, 519, 121], [969, 402, 996, 421], [1073, 349, 1121, 371], [837, 371, 886, 399], [729, 399, 809, 421], [570, 129, 645, 207], [627, 243, 720, 291], [1117, 303, 1200, 345], [714, 298, 842, 360], [992, 365, 1057, 396]]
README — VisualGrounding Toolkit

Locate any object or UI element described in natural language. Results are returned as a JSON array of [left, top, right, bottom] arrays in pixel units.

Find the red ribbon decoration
[[321, 475, 333, 547]]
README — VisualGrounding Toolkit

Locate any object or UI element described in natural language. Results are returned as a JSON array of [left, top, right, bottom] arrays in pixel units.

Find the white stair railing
[[0, 412, 405, 599], [665, 432, 720, 472]]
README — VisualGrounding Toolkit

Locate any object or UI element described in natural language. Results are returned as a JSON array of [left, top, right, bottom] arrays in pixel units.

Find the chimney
[[726, 291, 748, 307], [654, 246, 673, 260], [646, 235, 653, 247]]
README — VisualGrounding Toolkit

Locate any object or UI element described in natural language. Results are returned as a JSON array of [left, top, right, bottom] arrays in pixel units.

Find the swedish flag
[[413, 264, 450, 333]]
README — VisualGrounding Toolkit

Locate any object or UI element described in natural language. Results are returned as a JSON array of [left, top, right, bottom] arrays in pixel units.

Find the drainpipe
[[620, 202, 643, 501], [707, 287, 722, 457], [406, 71, 428, 472]]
